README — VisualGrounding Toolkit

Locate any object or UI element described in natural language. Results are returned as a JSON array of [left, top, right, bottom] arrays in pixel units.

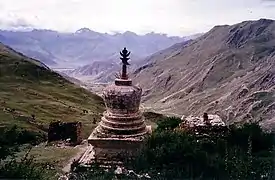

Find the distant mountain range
[[1, 18, 274, 130], [64, 40, 195, 83], [0, 28, 193, 69], [133, 18, 275, 130]]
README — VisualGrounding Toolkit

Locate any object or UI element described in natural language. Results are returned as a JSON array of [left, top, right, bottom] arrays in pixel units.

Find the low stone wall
[[179, 114, 229, 137], [48, 121, 82, 145]]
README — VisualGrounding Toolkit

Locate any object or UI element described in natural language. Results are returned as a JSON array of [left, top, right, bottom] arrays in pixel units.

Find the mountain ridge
[[0, 29, 188, 68], [65, 38, 198, 83], [133, 18, 275, 129]]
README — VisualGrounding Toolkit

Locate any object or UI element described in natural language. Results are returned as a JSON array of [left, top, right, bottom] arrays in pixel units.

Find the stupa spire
[[120, 47, 131, 79]]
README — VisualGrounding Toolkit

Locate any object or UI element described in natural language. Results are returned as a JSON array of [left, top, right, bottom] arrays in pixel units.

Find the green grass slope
[[0, 43, 105, 138]]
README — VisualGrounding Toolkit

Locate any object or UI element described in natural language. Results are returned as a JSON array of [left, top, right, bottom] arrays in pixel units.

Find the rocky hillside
[[66, 61, 120, 83], [0, 29, 186, 68], [0, 42, 105, 138], [133, 19, 275, 130], [66, 40, 194, 83]]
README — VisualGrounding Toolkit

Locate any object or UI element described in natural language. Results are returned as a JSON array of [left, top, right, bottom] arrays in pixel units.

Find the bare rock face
[[133, 19, 275, 129]]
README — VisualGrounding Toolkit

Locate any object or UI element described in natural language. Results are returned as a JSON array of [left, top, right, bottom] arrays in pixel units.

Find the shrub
[[0, 126, 52, 179], [156, 116, 182, 131], [70, 163, 119, 180], [69, 119, 274, 179], [0, 152, 54, 180], [128, 122, 275, 179], [0, 126, 46, 160]]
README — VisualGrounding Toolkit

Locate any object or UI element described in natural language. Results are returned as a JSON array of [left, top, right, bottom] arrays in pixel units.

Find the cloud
[[6, 19, 32, 28], [0, 18, 33, 31], [0, 0, 274, 36], [261, 0, 275, 8]]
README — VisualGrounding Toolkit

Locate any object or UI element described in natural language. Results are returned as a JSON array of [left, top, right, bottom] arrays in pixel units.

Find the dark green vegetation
[[0, 43, 105, 178], [0, 126, 54, 179], [71, 117, 275, 180], [0, 126, 45, 160], [143, 111, 165, 130], [156, 116, 182, 131], [130, 120, 274, 179]]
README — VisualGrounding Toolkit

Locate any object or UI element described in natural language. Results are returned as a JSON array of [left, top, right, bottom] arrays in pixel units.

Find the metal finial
[[120, 47, 131, 65], [119, 47, 131, 79]]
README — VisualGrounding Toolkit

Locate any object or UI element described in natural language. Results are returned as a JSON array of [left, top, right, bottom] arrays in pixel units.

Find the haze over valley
[[0, 28, 196, 83], [1, 19, 275, 127]]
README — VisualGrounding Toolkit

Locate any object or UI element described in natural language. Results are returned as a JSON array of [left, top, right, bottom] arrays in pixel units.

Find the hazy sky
[[0, 0, 275, 36]]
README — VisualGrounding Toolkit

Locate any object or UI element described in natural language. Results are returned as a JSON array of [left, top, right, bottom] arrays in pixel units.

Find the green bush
[[0, 154, 54, 180], [68, 119, 275, 180], [70, 163, 119, 180], [0, 126, 46, 160], [0, 126, 51, 179], [156, 116, 182, 131], [129, 122, 274, 179]]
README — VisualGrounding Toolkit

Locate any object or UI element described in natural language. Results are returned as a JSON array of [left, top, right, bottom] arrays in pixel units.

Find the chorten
[[80, 48, 151, 164]]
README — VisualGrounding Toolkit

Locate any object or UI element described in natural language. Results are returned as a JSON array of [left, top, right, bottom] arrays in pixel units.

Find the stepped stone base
[[78, 74, 152, 166], [78, 126, 152, 166]]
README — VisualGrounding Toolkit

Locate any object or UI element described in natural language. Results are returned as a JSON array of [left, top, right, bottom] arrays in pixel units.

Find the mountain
[[134, 40, 192, 72], [66, 37, 198, 83], [66, 61, 120, 83], [0, 29, 186, 68], [0, 42, 105, 138], [0, 30, 59, 66], [133, 19, 275, 130]]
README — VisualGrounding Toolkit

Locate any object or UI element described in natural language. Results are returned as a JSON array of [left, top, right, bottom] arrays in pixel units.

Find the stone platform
[[79, 126, 151, 165]]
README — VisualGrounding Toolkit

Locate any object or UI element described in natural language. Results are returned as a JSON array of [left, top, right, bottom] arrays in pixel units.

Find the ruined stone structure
[[80, 48, 151, 165], [178, 114, 228, 138], [48, 121, 82, 145]]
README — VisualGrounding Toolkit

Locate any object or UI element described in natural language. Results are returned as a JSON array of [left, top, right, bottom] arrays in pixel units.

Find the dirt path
[[62, 142, 88, 173]]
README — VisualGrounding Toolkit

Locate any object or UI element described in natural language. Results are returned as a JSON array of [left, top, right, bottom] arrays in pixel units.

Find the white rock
[[181, 115, 186, 120], [184, 114, 225, 127], [114, 167, 123, 174]]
